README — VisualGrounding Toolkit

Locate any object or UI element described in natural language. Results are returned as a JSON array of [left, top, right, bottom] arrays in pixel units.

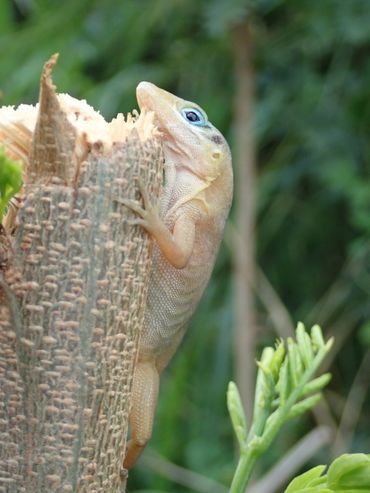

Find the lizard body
[[123, 82, 233, 469]]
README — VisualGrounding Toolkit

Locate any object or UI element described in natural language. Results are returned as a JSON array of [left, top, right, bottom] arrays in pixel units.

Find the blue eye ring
[[181, 108, 207, 126]]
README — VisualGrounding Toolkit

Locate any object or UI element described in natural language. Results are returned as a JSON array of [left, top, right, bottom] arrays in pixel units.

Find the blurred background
[[1, 1, 369, 491]]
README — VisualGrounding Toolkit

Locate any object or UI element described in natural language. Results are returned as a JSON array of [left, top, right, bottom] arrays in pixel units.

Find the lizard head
[[136, 81, 231, 183]]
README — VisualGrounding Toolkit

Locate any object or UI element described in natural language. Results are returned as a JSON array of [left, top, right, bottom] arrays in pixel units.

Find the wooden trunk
[[0, 55, 162, 493]]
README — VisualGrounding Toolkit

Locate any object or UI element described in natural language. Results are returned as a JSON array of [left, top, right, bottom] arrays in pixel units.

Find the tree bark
[[0, 55, 162, 493]]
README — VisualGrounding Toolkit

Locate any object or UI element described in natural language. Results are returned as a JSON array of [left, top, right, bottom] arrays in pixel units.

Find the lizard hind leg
[[123, 360, 159, 470]]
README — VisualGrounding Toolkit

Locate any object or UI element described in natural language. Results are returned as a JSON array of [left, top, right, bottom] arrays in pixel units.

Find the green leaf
[[254, 347, 275, 415], [284, 455, 370, 493], [358, 320, 370, 346], [284, 466, 327, 492], [287, 394, 322, 419], [286, 489, 332, 493], [302, 374, 332, 396], [296, 322, 314, 368], [328, 454, 370, 489], [227, 381, 248, 451], [229, 323, 333, 493], [288, 338, 302, 387], [270, 340, 285, 380], [310, 325, 326, 350], [256, 359, 275, 394], [277, 358, 289, 405], [0, 147, 23, 222]]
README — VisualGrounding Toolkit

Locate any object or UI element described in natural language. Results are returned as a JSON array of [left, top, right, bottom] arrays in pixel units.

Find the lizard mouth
[[136, 81, 175, 135], [136, 81, 152, 105], [136, 81, 163, 113]]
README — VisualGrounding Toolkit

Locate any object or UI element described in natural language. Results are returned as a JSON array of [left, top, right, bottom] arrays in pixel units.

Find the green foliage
[[285, 454, 370, 493], [228, 324, 332, 492], [0, 147, 22, 222], [358, 320, 370, 346], [285, 465, 328, 493], [1, 1, 370, 491]]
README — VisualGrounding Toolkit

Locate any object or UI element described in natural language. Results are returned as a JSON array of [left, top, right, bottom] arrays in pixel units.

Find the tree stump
[[0, 55, 163, 493]]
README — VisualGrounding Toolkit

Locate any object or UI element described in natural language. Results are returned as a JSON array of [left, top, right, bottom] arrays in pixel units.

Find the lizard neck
[[164, 166, 209, 217]]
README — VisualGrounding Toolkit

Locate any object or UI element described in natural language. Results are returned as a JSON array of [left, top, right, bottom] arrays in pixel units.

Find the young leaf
[[277, 358, 290, 405], [311, 325, 325, 349], [270, 340, 285, 381], [287, 394, 322, 419], [327, 454, 370, 489], [285, 488, 331, 493], [287, 338, 302, 387], [229, 323, 333, 493], [284, 465, 326, 493], [302, 374, 332, 396], [253, 347, 275, 416], [0, 147, 22, 222], [296, 322, 314, 368], [227, 381, 248, 451]]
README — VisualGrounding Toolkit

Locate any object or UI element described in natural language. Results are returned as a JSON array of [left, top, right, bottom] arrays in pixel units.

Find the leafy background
[[1, 1, 369, 491]]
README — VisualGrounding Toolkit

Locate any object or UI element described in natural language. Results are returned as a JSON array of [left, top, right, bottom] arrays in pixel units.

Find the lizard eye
[[181, 108, 207, 126]]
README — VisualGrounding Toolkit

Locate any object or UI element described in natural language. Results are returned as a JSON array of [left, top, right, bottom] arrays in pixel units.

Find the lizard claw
[[119, 197, 146, 218], [127, 218, 147, 227], [119, 179, 161, 234], [137, 178, 152, 211]]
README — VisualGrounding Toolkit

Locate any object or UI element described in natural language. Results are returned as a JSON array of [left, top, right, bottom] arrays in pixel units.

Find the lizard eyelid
[[181, 107, 208, 127]]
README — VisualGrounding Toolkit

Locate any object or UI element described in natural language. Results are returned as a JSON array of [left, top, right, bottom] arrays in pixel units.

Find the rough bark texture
[[0, 56, 162, 492]]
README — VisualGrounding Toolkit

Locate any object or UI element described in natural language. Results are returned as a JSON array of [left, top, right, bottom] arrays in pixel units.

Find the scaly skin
[[122, 82, 233, 469]]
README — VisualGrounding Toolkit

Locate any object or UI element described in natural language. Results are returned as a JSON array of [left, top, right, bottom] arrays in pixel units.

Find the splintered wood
[[0, 55, 163, 492]]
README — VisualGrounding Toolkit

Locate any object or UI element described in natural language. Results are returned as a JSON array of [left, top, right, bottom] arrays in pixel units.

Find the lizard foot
[[119, 178, 193, 269], [119, 179, 162, 234]]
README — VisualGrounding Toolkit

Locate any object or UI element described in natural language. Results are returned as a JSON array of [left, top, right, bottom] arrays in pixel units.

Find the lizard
[[122, 81, 233, 469]]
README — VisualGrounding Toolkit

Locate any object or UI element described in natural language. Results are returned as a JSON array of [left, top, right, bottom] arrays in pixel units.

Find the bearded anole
[[122, 82, 233, 469]]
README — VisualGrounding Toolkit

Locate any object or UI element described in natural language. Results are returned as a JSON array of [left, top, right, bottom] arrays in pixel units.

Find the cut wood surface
[[0, 55, 163, 493]]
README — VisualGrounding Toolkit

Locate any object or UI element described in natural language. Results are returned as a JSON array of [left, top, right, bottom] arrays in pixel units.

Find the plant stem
[[229, 343, 333, 492], [229, 450, 257, 493]]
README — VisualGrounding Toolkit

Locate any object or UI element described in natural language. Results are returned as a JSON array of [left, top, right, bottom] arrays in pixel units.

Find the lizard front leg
[[121, 181, 195, 269], [123, 360, 159, 470]]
